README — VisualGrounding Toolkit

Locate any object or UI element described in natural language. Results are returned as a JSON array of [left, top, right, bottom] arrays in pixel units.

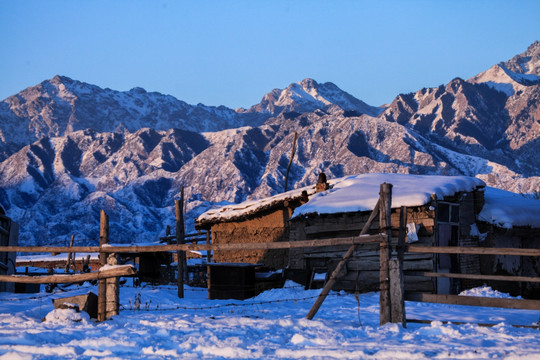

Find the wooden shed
[[475, 187, 540, 299], [0, 206, 18, 292], [287, 174, 487, 295], [195, 173, 540, 298]]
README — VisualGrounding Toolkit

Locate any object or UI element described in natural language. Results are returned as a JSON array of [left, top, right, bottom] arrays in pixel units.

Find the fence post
[[98, 209, 109, 322], [379, 183, 392, 326], [391, 206, 407, 327], [65, 235, 75, 273], [175, 188, 186, 298], [106, 253, 119, 318], [206, 230, 211, 263], [389, 258, 406, 326]]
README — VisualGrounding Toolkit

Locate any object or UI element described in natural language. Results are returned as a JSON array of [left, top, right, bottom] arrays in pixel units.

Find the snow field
[[0, 281, 539, 359]]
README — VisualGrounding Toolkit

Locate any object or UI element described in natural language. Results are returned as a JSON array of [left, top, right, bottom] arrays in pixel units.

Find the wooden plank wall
[[289, 207, 436, 293]]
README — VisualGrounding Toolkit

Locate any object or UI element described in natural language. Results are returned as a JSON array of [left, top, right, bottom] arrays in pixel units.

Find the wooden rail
[[0, 265, 136, 284], [411, 271, 540, 283], [0, 234, 386, 254], [408, 245, 540, 257], [406, 293, 540, 310], [403, 244, 540, 323], [407, 318, 540, 329]]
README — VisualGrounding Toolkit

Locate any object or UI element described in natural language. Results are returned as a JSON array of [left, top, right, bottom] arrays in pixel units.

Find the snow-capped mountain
[[0, 75, 268, 161], [382, 41, 540, 178], [238, 78, 383, 117], [1, 42, 539, 246], [470, 40, 540, 95]]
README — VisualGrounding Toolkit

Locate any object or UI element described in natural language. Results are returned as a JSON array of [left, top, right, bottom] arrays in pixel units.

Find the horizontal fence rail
[[0, 234, 386, 254], [409, 271, 540, 283], [407, 245, 540, 257], [405, 293, 540, 311], [0, 265, 136, 284]]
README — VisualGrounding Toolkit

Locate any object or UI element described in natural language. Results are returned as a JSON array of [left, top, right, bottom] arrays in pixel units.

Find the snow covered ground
[[0, 281, 538, 359]]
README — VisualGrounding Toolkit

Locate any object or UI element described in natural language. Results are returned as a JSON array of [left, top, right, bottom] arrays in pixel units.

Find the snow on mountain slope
[[470, 41, 540, 93], [382, 41, 540, 177], [239, 78, 383, 117], [0, 75, 267, 161], [1, 43, 539, 246]]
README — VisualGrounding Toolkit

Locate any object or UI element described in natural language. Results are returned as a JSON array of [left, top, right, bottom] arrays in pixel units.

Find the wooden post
[[97, 209, 109, 322], [206, 229, 212, 297], [389, 258, 406, 326], [305, 199, 381, 320], [65, 235, 75, 273], [379, 183, 392, 326], [106, 253, 119, 318], [397, 207, 407, 265], [175, 188, 186, 298], [165, 226, 171, 244], [390, 205, 407, 327], [206, 230, 211, 263], [284, 131, 298, 192]]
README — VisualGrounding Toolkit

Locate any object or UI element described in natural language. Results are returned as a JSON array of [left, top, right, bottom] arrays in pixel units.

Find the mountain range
[[1, 41, 539, 246]]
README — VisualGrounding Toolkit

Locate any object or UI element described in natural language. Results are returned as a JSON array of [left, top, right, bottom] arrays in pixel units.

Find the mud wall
[[211, 207, 292, 269]]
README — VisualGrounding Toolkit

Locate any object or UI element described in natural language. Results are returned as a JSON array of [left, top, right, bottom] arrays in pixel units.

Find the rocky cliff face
[[1, 43, 539, 246], [0, 75, 267, 161]]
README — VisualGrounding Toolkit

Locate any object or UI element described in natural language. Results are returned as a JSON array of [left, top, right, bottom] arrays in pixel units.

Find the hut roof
[[291, 173, 485, 219], [478, 187, 540, 229], [197, 173, 486, 227], [195, 184, 318, 228]]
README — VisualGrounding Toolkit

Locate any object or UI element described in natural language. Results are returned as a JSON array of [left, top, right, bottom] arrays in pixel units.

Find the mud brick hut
[[476, 187, 540, 298], [195, 187, 313, 269], [287, 173, 488, 294]]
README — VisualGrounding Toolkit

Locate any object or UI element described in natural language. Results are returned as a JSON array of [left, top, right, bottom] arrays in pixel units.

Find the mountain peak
[[523, 40, 540, 57], [50, 75, 74, 86], [243, 78, 382, 117], [469, 41, 540, 92], [501, 40, 540, 76], [297, 78, 319, 90]]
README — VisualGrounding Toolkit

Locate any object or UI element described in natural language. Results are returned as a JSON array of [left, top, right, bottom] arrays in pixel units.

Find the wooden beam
[[102, 235, 385, 252], [0, 234, 385, 254], [176, 188, 186, 299], [206, 230, 211, 263], [65, 235, 75, 273], [0, 265, 136, 284], [379, 183, 393, 326], [389, 258, 405, 326], [284, 131, 298, 192], [406, 318, 540, 329], [98, 210, 109, 322], [0, 246, 100, 253], [414, 271, 540, 283], [408, 246, 540, 257], [305, 199, 381, 320], [405, 293, 540, 310]]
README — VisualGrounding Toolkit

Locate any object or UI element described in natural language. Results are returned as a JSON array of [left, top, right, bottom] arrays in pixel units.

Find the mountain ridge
[[1, 42, 539, 246]]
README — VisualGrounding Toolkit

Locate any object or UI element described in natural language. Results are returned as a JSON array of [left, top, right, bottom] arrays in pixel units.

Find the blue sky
[[1, 1, 539, 108]]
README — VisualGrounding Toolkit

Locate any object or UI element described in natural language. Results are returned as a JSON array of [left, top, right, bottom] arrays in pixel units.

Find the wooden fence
[[404, 244, 540, 326], [0, 220, 386, 322], [1, 182, 539, 327]]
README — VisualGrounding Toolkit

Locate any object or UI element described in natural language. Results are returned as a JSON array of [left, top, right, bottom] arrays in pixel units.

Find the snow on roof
[[292, 173, 485, 218], [197, 173, 486, 225], [478, 187, 540, 229], [195, 184, 316, 226]]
